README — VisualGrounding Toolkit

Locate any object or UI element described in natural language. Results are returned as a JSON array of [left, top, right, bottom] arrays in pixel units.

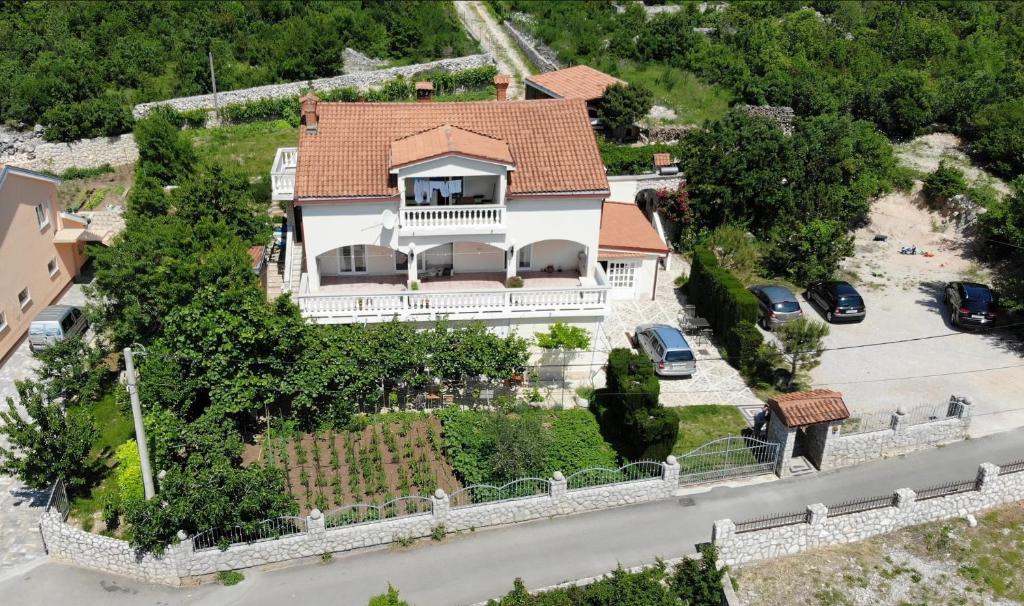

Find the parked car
[[805, 280, 866, 323], [749, 285, 803, 330], [634, 323, 697, 377], [28, 305, 88, 351], [943, 282, 998, 328]]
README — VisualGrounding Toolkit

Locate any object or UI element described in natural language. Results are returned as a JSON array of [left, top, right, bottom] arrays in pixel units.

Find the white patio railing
[[296, 276, 609, 323], [271, 147, 298, 201], [399, 204, 505, 233]]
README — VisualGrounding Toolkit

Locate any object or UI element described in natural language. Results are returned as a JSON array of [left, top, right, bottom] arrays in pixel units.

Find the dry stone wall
[[503, 19, 561, 73], [713, 462, 1024, 566], [40, 458, 680, 585], [0, 128, 138, 174], [133, 54, 494, 118]]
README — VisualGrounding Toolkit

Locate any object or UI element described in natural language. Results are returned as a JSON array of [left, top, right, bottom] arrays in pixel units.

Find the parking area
[[0, 277, 88, 574], [602, 255, 761, 408], [808, 190, 1024, 438]]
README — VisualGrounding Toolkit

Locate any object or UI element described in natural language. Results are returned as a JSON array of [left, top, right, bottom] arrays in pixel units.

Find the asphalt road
[[2, 429, 1021, 606]]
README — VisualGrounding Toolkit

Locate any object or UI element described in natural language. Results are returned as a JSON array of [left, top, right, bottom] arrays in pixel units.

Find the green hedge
[[598, 139, 682, 175], [688, 246, 762, 369], [594, 348, 677, 461]]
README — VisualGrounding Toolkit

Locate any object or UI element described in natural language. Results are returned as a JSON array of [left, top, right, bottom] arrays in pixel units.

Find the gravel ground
[[454, 1, 532, 99]]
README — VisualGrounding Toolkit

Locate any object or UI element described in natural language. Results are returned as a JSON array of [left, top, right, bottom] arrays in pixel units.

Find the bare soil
[[56, 163, 134, 212], [255, 417, 463, 515], [732, 503, 1024, 606]]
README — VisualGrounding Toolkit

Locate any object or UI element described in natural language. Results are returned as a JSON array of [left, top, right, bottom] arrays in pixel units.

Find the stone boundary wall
[[39, 512, 186, 585], [828, 416, 969, 469], [133, 54, 494, 118], [40, 458, 680, 585], [0, 131, 138, 174], [503, 19, 562, 73], [712, 462, 1024, 567]]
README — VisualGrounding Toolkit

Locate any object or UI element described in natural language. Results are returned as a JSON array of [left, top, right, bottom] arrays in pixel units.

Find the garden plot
[[259, 416, 462, 515]]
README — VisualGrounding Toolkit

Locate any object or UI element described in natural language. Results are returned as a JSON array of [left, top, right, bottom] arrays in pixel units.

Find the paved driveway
[[602, 256, 760, 408], [808, 282, 1024, 438], [0, 279, 87, 575]]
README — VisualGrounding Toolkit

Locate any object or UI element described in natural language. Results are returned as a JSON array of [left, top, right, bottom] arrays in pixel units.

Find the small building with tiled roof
[[767, 390, 850, 428], [764, 389, 852, 478], [525, 66, 627, 133], [269, 81, 670, 328], [598, 201, 669, 300]]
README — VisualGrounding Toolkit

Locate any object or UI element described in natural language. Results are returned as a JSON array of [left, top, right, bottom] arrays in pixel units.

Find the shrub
[[599, 139, 681, 175], [218, 570, 244, 586], [431, 524, 446, 541], [505, 276, 524, 288], [922, 160, 968, 208], [535, 323, 590, 350], [41, 94, 134, 142], [687, 246, 760, 368], [594, 348, 677, 460], [368, 584, 410, 606], [725, 322, 764, 374], [56, 164, 115, 181]]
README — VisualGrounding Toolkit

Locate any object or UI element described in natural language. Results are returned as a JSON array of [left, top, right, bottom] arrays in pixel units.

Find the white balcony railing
[[271, 147, 298, 201], [296, 278, 609, 323], [399, 204, 506, 234]]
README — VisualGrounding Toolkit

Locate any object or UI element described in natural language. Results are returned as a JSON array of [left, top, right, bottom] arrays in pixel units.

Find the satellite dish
[[381, 209, 396, 230]]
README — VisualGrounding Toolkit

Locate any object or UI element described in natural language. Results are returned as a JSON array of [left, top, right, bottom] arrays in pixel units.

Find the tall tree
[[597, 83, 653, 139], [133, 112, 197, 184], [771, 318, 830, 389]]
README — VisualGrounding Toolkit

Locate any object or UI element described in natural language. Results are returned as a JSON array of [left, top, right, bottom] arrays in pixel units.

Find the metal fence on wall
[[734, 509, 811, 534], [676, 435, 780, 485], [449, 477, 552, 509], [564, 460, 663, 490], [45, 478, 69, 521], [323, 496, 433, 529], [192, 516, 307, 552], [843, 398, 966, 436]]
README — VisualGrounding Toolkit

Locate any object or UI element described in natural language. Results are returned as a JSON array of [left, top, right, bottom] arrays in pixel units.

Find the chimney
[[494, 74, 510, 101], [415, 81, 434, 102], [300, 93, 320, 134]]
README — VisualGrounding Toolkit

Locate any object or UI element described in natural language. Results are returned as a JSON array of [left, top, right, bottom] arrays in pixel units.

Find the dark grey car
[[806, 280, 866, 323], [749, 285, 803, 330]]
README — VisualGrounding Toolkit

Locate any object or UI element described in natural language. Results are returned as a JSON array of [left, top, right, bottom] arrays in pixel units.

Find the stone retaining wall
[[712, 462, 1024, 567], [0, 130, 138, 174], [503, 19, 562, 73], [826, 409, 970, 470], [39, 512, 185, 585], [133, 54, 494, 117], [40, 458, 680, 584]]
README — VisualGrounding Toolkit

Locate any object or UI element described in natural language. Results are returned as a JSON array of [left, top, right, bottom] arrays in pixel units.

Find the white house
[[270, 76, 667, 334]]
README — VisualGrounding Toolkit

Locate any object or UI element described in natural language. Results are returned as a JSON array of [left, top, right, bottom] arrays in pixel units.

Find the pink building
[[0, 165, 93, 360]]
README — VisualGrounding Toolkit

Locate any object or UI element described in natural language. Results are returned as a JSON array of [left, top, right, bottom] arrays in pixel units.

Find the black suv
[[805, 281, 866, 323], [944, 282, 998, 328]]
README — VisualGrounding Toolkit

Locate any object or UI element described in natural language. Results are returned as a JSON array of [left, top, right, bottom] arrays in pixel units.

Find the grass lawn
[[617, 62, 732, 126], [670, 405, 749, 455], [187, 119, 298, 183], [70, 391, 135, 530]]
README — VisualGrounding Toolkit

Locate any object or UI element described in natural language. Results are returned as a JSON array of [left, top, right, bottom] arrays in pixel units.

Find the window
[[0, 312, 7, 332], [18, 287, 31, 308], [47, 257, 59, 277], [35, 203, 49, 229], [337, 245, 366, 273], [517, 245, 532, 269]]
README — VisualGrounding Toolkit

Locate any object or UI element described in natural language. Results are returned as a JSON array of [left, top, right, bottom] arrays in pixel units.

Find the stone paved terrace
[[601, 254, 761, 408]]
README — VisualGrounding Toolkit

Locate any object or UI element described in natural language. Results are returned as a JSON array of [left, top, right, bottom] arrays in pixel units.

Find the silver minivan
[[28, 305, 88, 351], [635, 323, 697, 377]]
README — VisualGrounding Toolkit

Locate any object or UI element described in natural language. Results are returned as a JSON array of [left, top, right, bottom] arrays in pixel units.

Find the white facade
[[275, 150, 616, 324]]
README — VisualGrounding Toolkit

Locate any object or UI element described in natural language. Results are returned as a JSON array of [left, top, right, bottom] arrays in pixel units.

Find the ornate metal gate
[[677, 435, 780, 486]]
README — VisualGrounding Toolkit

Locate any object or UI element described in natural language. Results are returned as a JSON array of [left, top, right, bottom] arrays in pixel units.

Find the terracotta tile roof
[[248, 245, 266, 270], [653, 153, 672, 167], [597, 249, 650, 260], [526, 65, 625, 101], [494, 74, 511, 85], [296, 99, 608, 199], [389, 124, 513, 170], [414, 81, 434, 91], [768, 389, 850, 428], [599, 201, 669, 255]]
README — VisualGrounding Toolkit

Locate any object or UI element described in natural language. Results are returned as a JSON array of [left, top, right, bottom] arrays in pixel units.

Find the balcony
[[295, 269, 609, 324], [399, 204, 506, 236], [271, 147, 298, 201]]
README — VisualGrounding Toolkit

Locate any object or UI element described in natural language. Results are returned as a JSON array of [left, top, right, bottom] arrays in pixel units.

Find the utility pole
[[124, 347, 156, 500], [208, 50, 220, 121]]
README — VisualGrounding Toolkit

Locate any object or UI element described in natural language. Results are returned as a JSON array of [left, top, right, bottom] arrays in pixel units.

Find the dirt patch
[[732, 503, 1024, 606], [895, 133, 1009, 195], [455, 1, 532, 98], [56, 164, 134, 212], [261, 417, 462, 515], [843, 181, 987, 292]]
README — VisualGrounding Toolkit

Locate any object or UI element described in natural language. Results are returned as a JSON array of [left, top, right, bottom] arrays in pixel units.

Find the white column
[[407, 244, 418, 286], [506, 245, 517, 280]]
